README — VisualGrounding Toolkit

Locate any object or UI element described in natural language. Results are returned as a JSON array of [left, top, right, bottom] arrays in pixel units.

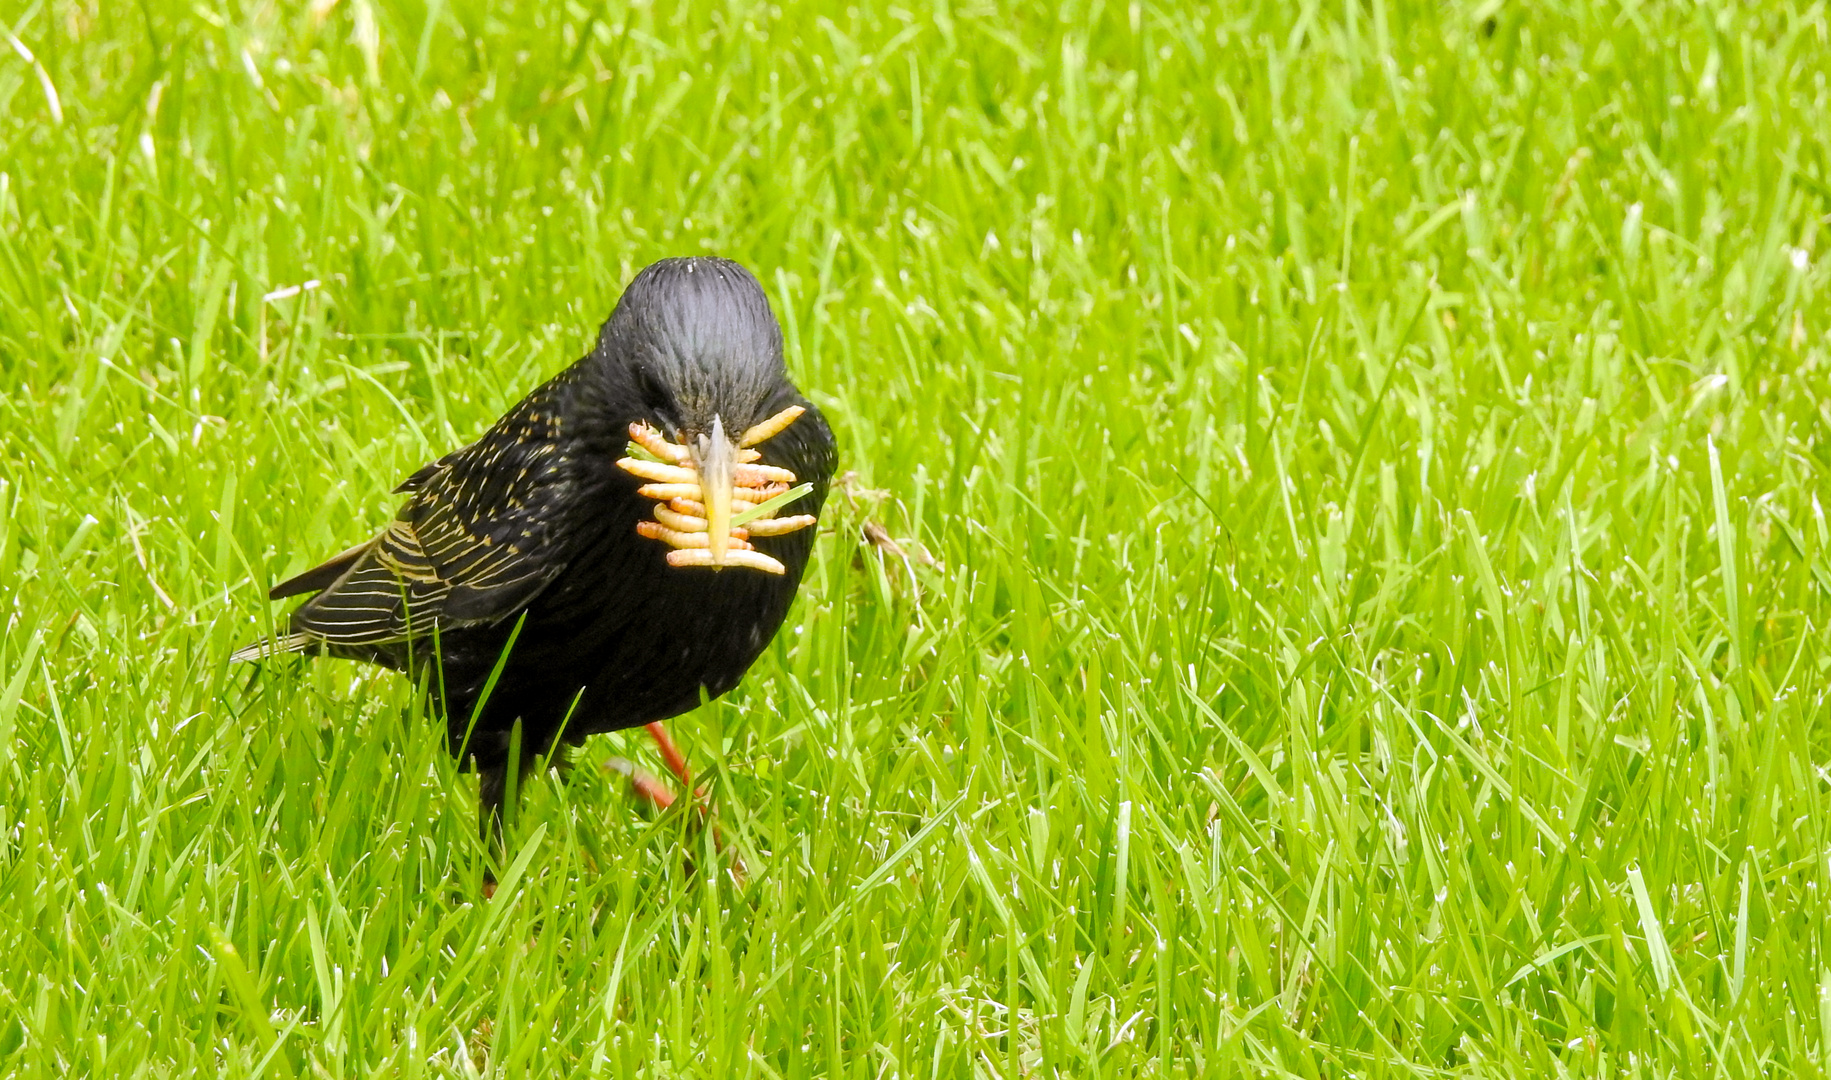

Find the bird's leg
[[645, 723, 746, 881], [616, 761, 682, 810], [605, 724, 746, 883], [645, 721, 700, 798], [618, 722, 708, 818]]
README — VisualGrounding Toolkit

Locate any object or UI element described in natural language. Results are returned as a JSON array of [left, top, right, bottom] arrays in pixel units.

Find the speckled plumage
[[237, 257, 837, 844]]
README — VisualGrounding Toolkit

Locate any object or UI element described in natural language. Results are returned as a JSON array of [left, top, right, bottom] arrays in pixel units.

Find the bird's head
[[595, 257, 819, 573], [598, 256, 787, 441]]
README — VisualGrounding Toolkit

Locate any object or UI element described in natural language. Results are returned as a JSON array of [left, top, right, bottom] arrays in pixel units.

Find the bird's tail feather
[[229, 632, 314, 663]]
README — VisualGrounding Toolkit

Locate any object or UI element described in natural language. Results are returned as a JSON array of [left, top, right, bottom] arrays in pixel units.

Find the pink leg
[[607, 723, 745, 882], [644, 721, 701, 797]]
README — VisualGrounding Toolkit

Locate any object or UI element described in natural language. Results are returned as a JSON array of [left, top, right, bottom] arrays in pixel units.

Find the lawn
[[3, 0, 1831, 1075]]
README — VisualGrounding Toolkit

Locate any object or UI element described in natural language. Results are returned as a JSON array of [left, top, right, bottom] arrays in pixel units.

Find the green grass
[[3, 0, 1831, 1075]]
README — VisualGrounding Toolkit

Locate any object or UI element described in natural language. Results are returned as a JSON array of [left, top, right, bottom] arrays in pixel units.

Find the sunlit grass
[[3, 1, 1831, 1075]]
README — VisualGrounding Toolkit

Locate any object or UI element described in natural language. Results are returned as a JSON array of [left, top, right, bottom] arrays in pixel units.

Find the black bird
[[234, 256, 837, 861]]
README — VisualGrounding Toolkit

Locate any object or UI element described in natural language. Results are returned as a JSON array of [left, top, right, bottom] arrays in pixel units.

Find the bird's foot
[[603, 756, 687, 811], [606, 724, 747, 884]]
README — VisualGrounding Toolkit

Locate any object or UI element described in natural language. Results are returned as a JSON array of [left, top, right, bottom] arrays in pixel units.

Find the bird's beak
[[618, 405, 818, 574], [692, 416, 737, 567]]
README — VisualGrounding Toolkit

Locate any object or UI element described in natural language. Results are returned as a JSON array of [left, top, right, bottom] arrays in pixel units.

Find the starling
[[234, 256, 837, 862]]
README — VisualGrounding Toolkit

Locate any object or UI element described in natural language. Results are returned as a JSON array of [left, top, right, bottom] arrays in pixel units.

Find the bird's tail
[[229, 632, 314, 663]]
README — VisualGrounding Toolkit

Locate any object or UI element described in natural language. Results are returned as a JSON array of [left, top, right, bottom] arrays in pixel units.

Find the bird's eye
[[633, 364, 674, 421]]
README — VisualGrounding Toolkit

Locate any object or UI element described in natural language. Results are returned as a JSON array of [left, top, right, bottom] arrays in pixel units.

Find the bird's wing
[[268, 540, 372, 600], [279, 379, 585, 648]]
